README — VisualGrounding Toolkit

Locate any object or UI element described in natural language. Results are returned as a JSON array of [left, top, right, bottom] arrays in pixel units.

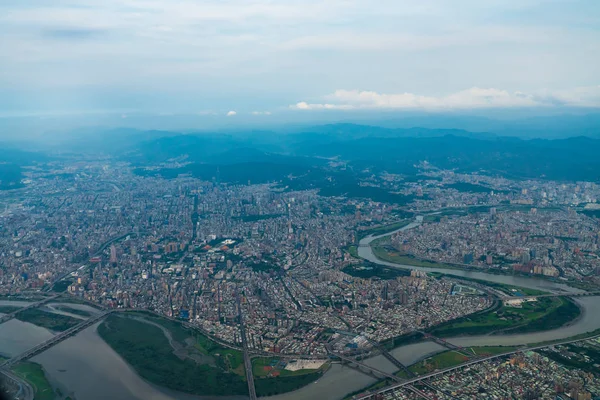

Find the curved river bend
[[1, 227, 598, 400], [271, 224, 600, 400], [358, 222, 582, 294]]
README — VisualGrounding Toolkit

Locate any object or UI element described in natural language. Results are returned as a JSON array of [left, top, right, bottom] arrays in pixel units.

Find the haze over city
[[1, 2, 600, 400]]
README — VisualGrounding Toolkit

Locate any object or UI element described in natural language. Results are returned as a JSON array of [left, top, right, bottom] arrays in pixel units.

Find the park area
[[427, 296, 580, 337], [252, 357, 327, 397], [97, 312, 329, 397]]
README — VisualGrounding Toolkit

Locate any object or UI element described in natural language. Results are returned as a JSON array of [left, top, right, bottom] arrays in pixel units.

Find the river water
[[358, 222, 583, 294], [0, 315, 246, 400], [0, 318, 53, 357], [0, 223, 598, 400], [33, 322, 186, 400]]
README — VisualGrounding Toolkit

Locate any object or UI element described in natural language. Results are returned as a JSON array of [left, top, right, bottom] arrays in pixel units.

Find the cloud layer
[[0, 0, 599, 115], [292, 86, 600, 111]]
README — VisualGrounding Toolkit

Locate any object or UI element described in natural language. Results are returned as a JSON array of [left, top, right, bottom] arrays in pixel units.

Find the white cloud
[[291, 86, 600, 111], [293, 101, 354, 110], [295, 102, 310, 110], [251, 111, 271, 115], [226, 110, 237, 116], [0, 0, 598, 114]]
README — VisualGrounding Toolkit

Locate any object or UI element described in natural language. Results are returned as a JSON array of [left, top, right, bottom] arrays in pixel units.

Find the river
[[0, 315, 246, 400], [2, 294, 599, 400], [33, 322, 193, 400], [1, 223, 599, 400], [265, 298, 600, 400], [358, 222, 583, 294]]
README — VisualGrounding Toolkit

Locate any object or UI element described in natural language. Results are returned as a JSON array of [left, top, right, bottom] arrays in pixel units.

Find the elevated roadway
[[236, 292, 257, 400], [358, 333, 600, 399], [502, 291, 600, 301], [0, 369, 34, 400], [45, 231, 145, 292], [367, 339, 414, 378], [1, 311, 112, 368], [417, 331, 472, 358], [331, 351, 402, 382], [332, 352, 435, 400], [0, 295, 60, 325]]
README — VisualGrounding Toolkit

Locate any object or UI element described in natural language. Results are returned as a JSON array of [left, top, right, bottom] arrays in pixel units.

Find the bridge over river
[[1, 310, 112, 368], [357, 332, 600, 399], [0, 295, 60, 325]]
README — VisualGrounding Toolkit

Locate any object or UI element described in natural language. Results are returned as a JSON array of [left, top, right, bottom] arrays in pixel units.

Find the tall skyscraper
[[110, 244, 118, 265]]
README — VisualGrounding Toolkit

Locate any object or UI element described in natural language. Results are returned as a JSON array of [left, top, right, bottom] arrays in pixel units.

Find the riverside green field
[[426, 296, 580, 337], [0, 305, 22, 314], [98, 313, 328, 397], [98, 314, 248, 396], [252, 357, 326, 397], [344, 345, 519, 398], [16, 309, 81, 332], [12, 362, 55, 400], [371, 244, 469, 271], [52, 305, 94, 318]]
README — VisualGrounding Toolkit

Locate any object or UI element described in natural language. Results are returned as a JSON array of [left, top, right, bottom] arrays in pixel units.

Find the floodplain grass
[[15, 308, 81, 332], [371, 246, 456, 270], [12, 362, 55, 400], [408, 351, 469, 375], [426, 297, 579, 337], [98, 313, 326, 397], [52, 305, 93, 318], [0, 305, 22, 314], [346, 245, 359, 258], [468, 346, 519, 356], [98, 314, 248, 396], [252, 357, 324, 378]]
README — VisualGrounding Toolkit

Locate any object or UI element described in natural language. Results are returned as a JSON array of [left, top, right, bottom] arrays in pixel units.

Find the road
[[236, 292, 257, 400], [1, 369, 34, 400], [417, 331, 472, 358], [331, 351, 402, 382], [503, 290, 600, 300], [1, 310, 112, 368], [332, 351, 433, 400], [366, 339, 414, 378], [0, 295, 60, 325], [45, 231, 143, 292], [359, 333, 600, 399], [0, 308, 111, 400]]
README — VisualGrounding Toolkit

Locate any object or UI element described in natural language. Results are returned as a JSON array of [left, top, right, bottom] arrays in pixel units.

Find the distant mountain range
[[0, 147, 48, 190], [122, 124, 600, 183], [368, 113, 600, 139], [0, 163, 23, 190], [2, 122, 600, 193], [2, 111, 598, 140]]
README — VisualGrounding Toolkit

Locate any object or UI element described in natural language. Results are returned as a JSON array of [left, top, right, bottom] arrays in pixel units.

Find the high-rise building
[[109, 244, 117, 265], [381, 282, 388, 301]]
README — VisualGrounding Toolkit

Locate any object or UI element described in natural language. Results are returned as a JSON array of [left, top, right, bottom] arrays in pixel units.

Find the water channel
[[358, 222, 583, 294], [0, 224, 598, 399]]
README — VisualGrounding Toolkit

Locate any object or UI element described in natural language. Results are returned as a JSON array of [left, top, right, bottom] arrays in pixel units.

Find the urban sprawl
[[2, 159, 600, 398]]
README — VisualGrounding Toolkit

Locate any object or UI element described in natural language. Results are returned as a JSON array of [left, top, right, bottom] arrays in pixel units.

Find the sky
[[1, 0, 599, 118]]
